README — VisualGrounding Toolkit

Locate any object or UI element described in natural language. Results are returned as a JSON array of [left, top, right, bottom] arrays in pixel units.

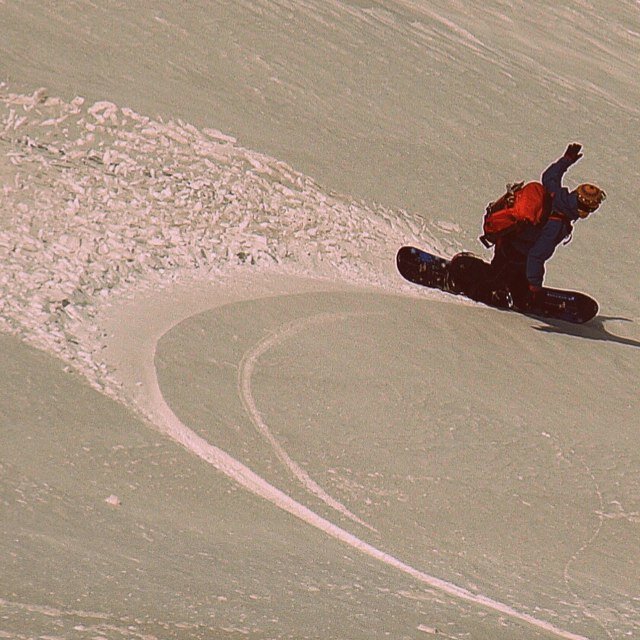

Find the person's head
[[574, 183, 606, 218]]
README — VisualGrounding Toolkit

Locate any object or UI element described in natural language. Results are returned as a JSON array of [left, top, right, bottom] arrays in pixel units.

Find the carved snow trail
[[238, 312, 378, 532], [147, 308, 592, 640]]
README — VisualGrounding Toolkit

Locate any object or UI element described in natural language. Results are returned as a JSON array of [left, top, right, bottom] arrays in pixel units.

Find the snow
[[1, 1, 639, 639], [0, 86, 447, 393]]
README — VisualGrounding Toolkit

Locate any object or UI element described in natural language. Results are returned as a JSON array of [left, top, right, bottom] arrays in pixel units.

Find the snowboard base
[[396, 246, 598, 324]]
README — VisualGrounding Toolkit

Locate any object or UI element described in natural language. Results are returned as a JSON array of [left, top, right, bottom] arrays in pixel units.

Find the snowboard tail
[[395, 246, 452, 291], [396, 246, 598, 324]]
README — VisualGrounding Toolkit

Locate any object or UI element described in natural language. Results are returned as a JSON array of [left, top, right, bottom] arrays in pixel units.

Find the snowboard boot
[[447, 253, 493, 299]]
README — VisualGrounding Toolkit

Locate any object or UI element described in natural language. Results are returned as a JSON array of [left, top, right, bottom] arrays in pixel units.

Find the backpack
[[479, 181, 552, 248]]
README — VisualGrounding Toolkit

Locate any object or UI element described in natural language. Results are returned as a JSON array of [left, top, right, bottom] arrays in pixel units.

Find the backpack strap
[[549, 211, 574, 245]]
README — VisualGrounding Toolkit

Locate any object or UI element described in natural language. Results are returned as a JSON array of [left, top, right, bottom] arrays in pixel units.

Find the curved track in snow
[[238, 312, 378, 532], [107, 277, 596, 640]]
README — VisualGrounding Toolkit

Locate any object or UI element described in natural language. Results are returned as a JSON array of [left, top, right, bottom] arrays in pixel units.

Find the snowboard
[[396, 246, 599, 324]]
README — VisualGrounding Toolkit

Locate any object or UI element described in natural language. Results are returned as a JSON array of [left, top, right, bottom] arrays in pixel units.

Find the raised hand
[[564, 143, 583, 164]]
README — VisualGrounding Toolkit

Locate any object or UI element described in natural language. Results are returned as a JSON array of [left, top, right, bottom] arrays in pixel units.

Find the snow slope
[[1, 1, 639, 639]]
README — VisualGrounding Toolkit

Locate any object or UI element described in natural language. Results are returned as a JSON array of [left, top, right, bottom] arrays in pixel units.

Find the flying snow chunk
[[88, 101, 119, 124]]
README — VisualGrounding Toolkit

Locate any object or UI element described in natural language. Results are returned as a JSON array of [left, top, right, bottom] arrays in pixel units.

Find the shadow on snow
[[530, 315, 640, 349]]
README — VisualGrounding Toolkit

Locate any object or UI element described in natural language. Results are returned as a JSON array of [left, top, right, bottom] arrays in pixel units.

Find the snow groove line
[[150, 381, 592, 640], [543, 432, 615, 639], [150, 317, 592, 640], [560, 448, 613, 640], [238, 312, 376, 532]]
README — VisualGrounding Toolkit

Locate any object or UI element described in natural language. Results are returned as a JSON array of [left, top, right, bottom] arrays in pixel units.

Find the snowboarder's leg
[[448, 244, 532, 308], [488, 242, 529, 308]]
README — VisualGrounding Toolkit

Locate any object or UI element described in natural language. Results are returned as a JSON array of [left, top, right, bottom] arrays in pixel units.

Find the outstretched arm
[[541, 143, 581, 214], [541, 155, 573, 193]]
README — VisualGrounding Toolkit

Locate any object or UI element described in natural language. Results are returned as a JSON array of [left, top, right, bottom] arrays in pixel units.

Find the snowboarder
[[448, 143, 606, 309]]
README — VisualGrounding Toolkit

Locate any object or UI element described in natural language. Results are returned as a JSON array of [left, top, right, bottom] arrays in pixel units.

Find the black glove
[[564, 143, 583, 164]]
